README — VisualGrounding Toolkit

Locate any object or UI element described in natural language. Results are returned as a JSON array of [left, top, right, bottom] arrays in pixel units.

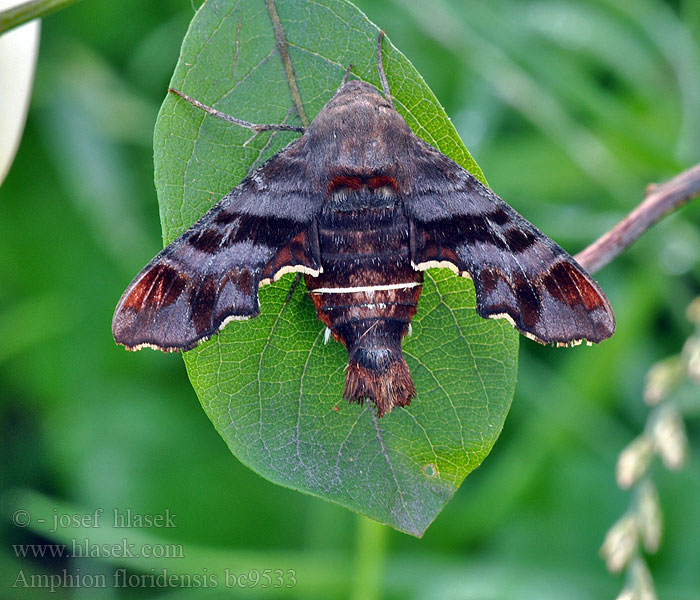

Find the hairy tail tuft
[[344, 347, 415, 417]]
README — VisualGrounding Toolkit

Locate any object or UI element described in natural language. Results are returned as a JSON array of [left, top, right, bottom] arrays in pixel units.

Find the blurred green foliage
[[1, 0, 699, 598]]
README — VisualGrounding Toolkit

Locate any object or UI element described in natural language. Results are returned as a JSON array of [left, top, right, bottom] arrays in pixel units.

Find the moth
[[113, 33, 615, 417]]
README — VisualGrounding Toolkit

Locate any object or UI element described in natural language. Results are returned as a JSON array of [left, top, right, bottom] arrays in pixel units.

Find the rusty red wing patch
[[121, 264, 188, 310]]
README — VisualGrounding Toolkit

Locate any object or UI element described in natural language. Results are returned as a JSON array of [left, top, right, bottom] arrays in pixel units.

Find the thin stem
[[575, 163, 700, 273], [350, 516, 387, 600], [0, 0, 85, 34], [266, 0, 309, 127]]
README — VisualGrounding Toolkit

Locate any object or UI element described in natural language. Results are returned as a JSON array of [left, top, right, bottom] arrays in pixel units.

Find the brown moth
[[113, 33, 615, 417]]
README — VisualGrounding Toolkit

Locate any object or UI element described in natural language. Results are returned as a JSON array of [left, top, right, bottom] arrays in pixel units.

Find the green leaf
[[153, 0, 518, 537]]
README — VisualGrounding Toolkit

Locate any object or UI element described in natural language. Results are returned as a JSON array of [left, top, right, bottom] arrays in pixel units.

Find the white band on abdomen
[[310, 282, 420, 294]]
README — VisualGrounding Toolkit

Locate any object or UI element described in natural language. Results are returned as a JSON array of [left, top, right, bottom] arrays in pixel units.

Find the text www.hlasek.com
[[12, 539, 184, 559]]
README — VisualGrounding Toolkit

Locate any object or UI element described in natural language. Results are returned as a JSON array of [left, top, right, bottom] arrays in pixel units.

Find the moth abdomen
[[305, 201, 422, 415]]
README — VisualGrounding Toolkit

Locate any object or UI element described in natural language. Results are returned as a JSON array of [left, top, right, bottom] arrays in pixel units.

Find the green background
[[2, 0, 699, 597]]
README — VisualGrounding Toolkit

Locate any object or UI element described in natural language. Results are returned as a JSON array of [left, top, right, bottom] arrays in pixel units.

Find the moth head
[[309, 80, 408, 141], [328, 79, 390, 108]]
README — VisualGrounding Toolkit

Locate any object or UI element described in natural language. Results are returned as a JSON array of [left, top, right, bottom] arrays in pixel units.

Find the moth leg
[[242, 130, 265, 148], [376, 30, 394, 109], [168, 88, 306, 134]]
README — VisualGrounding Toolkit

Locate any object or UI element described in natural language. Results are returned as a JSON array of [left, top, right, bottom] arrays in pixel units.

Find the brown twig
[[575, 163, 700, 274]]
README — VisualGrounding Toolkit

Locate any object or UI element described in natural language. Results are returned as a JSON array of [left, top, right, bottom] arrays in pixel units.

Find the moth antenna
[[169, 88, 306, 134], [341, 63, 354, 86], [376, 31, 394, 109]]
